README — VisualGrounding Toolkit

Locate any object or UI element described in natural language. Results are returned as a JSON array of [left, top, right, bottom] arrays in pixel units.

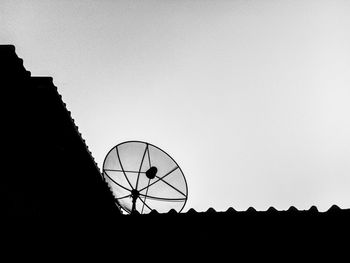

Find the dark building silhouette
[[2, 45, 349, 256], [1, 45, 119, 222]]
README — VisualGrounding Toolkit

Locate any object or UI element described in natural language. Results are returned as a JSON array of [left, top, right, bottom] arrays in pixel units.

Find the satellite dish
[[103, 141, 188, 214]]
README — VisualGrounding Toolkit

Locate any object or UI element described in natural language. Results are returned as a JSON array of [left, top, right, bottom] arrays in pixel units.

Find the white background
[[2, 0, 350, 212]]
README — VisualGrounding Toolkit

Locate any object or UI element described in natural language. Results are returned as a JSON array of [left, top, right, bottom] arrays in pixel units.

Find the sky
[[2, 0, 350, 212]]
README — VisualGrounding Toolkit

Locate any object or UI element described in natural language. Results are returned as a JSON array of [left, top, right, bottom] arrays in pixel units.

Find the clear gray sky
[[2, 0, 350, 212]]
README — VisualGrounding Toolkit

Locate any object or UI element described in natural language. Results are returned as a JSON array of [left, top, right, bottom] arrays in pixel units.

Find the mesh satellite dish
[[103, 141, 188, 214]]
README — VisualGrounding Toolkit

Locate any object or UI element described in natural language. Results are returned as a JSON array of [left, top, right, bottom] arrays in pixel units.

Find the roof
[[2, 45, 349, 255], [2, 45, 119, 220]]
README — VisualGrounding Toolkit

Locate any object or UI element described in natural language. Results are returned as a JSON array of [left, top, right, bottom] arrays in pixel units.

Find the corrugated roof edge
[[0, 45, 31, 78], [128, 204, 349, 216]]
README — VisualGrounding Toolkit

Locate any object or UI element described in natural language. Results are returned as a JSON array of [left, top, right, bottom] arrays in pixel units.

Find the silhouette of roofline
[[3, 44, 349, 218]]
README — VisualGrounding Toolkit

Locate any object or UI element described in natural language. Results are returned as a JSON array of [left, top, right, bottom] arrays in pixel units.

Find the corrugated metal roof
[[124, 204, 348, 216], [2, 44, 349, 257], [3, 43, 348, 223]]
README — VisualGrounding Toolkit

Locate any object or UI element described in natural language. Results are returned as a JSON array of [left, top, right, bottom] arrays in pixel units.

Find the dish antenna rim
[[102, 140, 188, 214]]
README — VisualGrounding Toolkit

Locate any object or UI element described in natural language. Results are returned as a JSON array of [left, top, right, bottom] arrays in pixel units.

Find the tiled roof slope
[[1, 45, 120, 223]]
